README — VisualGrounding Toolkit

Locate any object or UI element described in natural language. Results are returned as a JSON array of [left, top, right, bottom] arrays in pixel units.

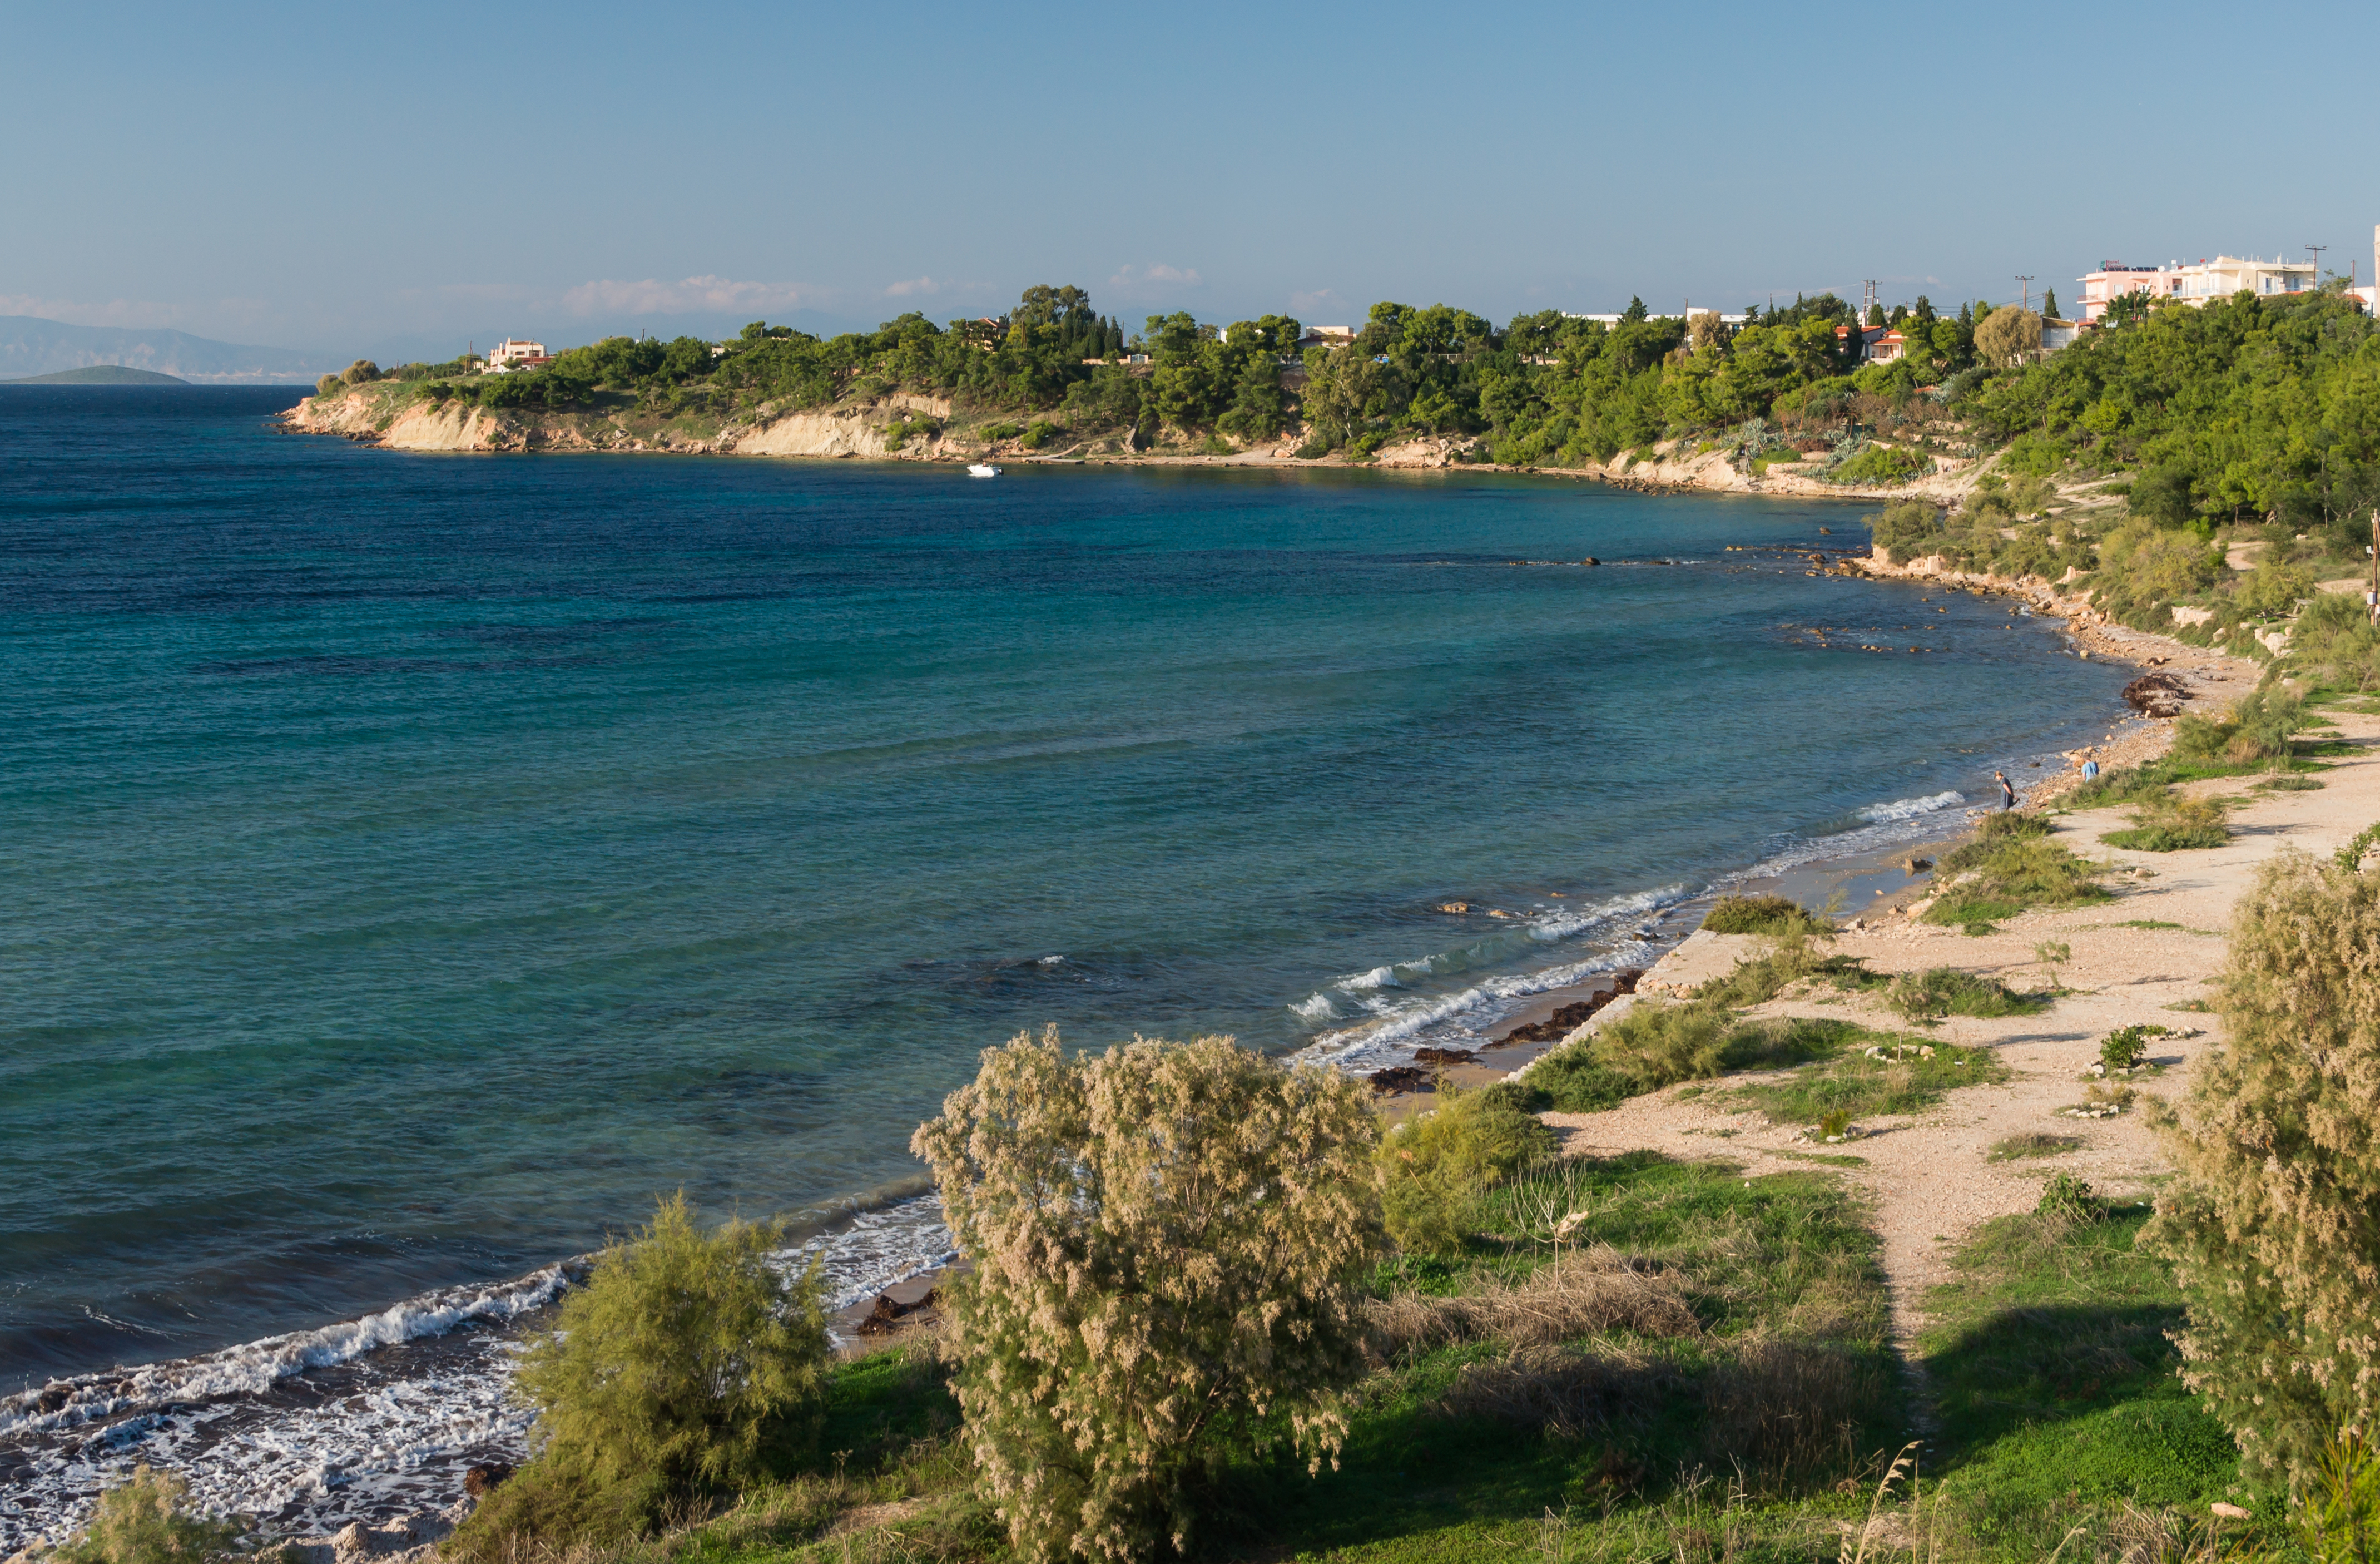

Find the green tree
[[913, 1028, 1381, 1563], [1621, 295, 1649, 324], [488, 1195, 831, 1537], [2145, 854, 2380, 1489], [1975, 306, 2044, 367], [342, 359, 380, 385], [2042, 287, 2061, 321]]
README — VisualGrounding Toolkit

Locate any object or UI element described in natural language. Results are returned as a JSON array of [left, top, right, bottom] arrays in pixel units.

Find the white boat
[[968, 463, 1000, 478]]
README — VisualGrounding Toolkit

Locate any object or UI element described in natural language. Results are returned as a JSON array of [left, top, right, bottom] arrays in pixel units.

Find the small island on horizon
[[1, 364, 192, 385]]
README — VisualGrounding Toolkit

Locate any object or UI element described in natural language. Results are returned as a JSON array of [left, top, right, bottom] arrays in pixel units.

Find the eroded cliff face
[[280, 388, 955, 461]]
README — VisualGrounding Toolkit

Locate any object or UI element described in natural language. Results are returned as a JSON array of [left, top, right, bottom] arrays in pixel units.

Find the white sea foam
[[1855, 790, 1966, 824], [1294, 941, 1664, 1071], [0, 1198, 956, 1550], [0, 1269, 571, 1443], [1290, 992, 1339, 1021], [1339, 965, 1400, 991]]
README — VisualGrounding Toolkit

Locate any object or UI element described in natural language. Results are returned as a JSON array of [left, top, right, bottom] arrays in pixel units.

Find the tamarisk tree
[[2145, 852, 2380, 1488], [913, 1028, 1381, 1562]]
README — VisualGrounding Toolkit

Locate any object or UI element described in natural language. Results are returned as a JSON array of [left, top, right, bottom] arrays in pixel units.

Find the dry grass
[[1434, 1342, 1673, 1439], [1365, 1245, 1702, 1357], [1701, 1334, 1886, 1476]]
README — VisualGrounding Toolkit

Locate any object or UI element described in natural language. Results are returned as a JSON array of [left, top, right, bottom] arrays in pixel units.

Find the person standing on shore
[[1996, 770, 2017, 810]]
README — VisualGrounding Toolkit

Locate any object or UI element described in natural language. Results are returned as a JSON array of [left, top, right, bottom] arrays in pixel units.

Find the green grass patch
[[1514, 1015, 1863, 1114], [1922, 824, 2110, 933], [1885, 967, 2046, 1025], [1700, 893, 1829, 937], [2257, 775, 2326, 790], [2101, 823, 2230, 850], [1920, 1202, 2239, 1557], [1989, 1132, 2079, 1161], [1727, 1036, 2007, 1127]]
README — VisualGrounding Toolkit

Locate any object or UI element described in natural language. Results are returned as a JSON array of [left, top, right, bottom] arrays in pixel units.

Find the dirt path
[[1543, 696, 2380, 1404]]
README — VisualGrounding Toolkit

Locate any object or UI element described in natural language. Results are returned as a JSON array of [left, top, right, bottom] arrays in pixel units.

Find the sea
[[0, 387, 2131, 1541]]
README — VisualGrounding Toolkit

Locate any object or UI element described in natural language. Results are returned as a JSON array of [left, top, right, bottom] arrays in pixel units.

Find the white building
[[2076, 256, 2316, 322], [485, 338, 548, 372]]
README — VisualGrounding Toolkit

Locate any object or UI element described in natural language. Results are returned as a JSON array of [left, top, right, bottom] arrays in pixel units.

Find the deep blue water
[[0, 387, 2129, 1391]]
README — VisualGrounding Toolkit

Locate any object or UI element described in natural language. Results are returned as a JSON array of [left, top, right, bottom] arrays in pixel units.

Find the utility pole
[[2308, 242, 2327, 290], [2370, 508, 2377, 626], [1861, 279, 1877, 320], [2015, 275, 2034, 312]]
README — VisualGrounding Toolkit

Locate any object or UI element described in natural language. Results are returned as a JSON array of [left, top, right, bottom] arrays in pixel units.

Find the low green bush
[[53, 1467, 243, 1564], [2103, 792, 2229, 852], [1886, 968, 2044, 1026], [1924, 834, 2109, 931], [2099, 1024, 2166, 1073], [1589, 1001, 1729, 1088], [451, 1195, 832, 1557], [2102, 823, 2229, 850], [2037, 1172, 2097, 1221], [1378, 1082, 1556, 1256], [1700, 894, 1826, 936]]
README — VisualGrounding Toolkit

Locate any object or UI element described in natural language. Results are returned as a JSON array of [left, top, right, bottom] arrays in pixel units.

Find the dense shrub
[[1885, 967, 2039, 1024], [341, 359, 380, 385], [53, 1467, 242, 1564], [454, 1195, 831, 1554], [2144, 853, 2380, 1489], [1826, 444, 1931, 487], [1377, 1082, 1556, 1257], [1701, 894, 1824, 936], [313, 373, 343, 398], [912, 1028, 1380, 1563], [2289, 591, 2380, 694], [1589, 1001, 1729, 1088]]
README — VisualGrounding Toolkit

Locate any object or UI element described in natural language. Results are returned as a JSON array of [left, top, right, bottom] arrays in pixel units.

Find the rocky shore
[[279, 387, 1979, 503]]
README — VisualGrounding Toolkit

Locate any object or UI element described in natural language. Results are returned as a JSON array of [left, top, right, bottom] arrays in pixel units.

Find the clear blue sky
[[4, 0, 2372, 360]]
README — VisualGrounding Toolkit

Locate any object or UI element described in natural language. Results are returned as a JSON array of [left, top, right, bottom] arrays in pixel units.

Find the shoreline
[[276, 388, 1973, 504], [5, 486, 2231, 1549]]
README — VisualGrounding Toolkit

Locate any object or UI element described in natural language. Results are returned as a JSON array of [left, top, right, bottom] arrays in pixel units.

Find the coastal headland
[[279, 381, 1979, 504]]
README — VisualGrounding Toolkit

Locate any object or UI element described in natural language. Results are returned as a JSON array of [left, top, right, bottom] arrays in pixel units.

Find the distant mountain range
[[1, 364, 190, 385], [0, 316, 333, 384]]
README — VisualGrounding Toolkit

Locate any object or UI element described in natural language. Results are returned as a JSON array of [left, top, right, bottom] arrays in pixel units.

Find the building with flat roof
[[485, 338, 548, 371], [2076, 256, 2315, 322]]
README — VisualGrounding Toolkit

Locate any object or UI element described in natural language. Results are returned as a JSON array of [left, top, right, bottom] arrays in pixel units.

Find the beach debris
[[1367, 1066, 1435, 1095], [2121, 672, 2190, 717], [2062, 1102, 2126, 1118]]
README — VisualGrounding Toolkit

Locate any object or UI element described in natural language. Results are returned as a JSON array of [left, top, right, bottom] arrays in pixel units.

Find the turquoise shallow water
[[0, 389, 2129, 1403]]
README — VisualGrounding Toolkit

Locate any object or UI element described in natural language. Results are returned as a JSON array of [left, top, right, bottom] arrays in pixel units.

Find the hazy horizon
[[6, 0, 2372, 362]]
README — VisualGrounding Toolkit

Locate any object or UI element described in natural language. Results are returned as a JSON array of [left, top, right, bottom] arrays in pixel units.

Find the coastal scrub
[[2145, 852, 2380, 1489], [911, 1028, 1381, 1562], [453, 1196, 831, 1555]]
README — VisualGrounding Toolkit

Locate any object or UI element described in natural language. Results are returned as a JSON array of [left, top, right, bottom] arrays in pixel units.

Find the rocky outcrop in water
[[1485, 971, 1642, 1047]]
